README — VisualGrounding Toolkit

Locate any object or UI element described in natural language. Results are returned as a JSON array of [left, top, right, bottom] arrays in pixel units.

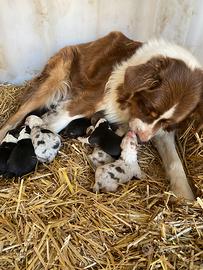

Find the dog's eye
[[160, 119, 172, 126], [138, 99, 157, 117], [149, 111, 158, 118], [164, 119, 172, 125]]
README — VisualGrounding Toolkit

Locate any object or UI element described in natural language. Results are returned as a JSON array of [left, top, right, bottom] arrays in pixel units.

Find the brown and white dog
[[0, 31, 203, 200]]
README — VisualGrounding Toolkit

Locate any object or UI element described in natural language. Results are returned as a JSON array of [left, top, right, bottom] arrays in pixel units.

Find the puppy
[[78, 118, 123, 158], [25, 115, 61, 163], [6, 127, 37, 177], [0, 130, 19, 174], [60, 117, 91, 138], [93, 131, 141, 192]]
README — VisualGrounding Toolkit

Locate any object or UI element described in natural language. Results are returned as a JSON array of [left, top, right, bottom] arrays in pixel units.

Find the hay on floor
[[0, 84, 202, 270]]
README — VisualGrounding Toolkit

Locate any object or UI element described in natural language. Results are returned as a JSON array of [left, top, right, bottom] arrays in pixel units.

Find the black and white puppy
[[6, 126, 37, 177], [0, 129, 19, 174], [78, 118, 123, 158], [60, 117, 91, 139]]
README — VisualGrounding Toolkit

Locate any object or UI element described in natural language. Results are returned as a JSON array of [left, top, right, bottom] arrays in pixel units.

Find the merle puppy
[[25, 115, 61, 163], [93, 131, 141, 192], [0, 108, 50, 176]]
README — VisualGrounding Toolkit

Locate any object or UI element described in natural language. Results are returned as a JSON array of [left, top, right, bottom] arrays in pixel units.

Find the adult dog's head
[[118, 56, 203, 142]]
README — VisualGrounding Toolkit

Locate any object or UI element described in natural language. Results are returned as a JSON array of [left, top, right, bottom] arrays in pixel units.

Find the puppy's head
[[117, 57, 203, 142], [88, 119, 110, 145], [25, 115, 43, 129]]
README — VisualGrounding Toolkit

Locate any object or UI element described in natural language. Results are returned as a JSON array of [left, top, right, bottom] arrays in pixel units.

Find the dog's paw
[[170, 181, 195, 201]]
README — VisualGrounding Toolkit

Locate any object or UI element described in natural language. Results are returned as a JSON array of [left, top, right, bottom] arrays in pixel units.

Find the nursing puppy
[[60, 117, 91, 138], [25, 115, 61, 163], [93, 131, 141, 192], [1, 32, 203, 200], [78, 118, 123, 158]]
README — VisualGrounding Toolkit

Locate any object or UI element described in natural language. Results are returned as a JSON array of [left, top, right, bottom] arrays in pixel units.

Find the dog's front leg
[[42, 108, 84, 133], [152, 130, 195, 200]]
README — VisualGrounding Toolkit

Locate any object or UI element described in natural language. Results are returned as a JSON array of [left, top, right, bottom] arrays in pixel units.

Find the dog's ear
[[194, 95, 203, 132], [192, 70, 203, 132], [124, 57, 169, 94], [118, 57, 169, 110]]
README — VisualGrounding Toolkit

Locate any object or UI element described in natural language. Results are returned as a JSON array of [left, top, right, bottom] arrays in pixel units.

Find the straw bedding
[[0, 84, 202, 270]]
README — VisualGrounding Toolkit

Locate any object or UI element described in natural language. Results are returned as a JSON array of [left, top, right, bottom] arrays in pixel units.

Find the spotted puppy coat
[[25, 115, 61, 163], [88, 147, 115, 169], [93, 131, 141, 192]]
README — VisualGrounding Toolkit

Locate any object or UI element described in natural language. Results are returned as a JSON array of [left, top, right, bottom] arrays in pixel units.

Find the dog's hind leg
[[0, 47, 76, 142]]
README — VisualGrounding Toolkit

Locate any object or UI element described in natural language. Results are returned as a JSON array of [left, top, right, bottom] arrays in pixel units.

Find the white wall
[[0, 0, 203, 84]]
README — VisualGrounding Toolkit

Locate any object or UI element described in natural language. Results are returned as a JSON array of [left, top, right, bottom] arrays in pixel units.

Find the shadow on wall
[[0, 0, 203, 84]]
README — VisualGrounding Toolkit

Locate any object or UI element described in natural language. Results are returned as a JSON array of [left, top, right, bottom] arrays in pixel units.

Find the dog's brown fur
[[1, 32, 203, 200], [118, 57, 203, 135], [0, 32, 203, 142], [0, 32, 141, 142]]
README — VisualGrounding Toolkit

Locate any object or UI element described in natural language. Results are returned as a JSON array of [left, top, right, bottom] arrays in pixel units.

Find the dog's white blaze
[[155, 104, 177, 125], [130, 105, 177, 140]]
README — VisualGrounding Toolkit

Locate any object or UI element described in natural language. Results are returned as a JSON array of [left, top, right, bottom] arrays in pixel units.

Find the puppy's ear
[[124, 57, 169, 93]]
